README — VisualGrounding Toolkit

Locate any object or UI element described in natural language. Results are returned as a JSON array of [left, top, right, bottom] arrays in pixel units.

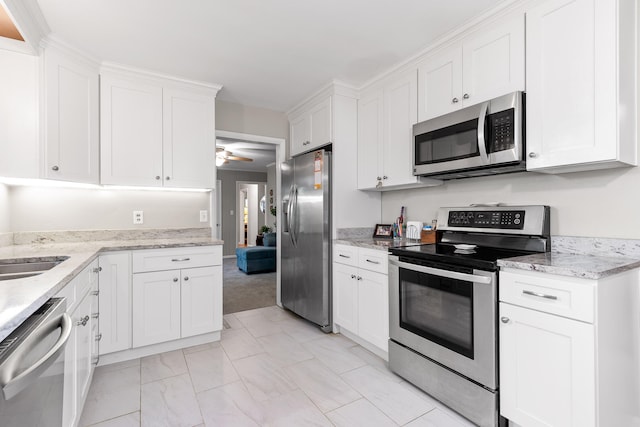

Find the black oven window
[[415, 118, 479, 165], [399, 268, 474, 359]]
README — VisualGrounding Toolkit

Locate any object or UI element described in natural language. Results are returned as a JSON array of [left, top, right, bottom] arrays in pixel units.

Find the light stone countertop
[[497, 252, 640, 280], [0, 237, 223, 342], [334, 238, 423, 251]]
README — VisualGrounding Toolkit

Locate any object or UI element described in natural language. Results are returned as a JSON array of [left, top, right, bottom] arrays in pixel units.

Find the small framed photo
[[373, 224, 393, 239]]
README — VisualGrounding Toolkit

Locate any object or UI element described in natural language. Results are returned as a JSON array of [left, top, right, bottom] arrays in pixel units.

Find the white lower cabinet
[[333, 244, 388, 355], [499, 268, 640, 427], [131, 246, 223, 348], [57, 259, 100, 427]]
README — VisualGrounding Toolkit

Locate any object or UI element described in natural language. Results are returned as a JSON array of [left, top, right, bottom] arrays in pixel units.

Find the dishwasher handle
[[1, 312, 72, 401]]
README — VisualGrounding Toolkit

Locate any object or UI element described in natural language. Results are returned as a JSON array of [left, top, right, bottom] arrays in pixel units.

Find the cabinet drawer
[[132, 246, 222, 273], [334, 244, 358, 267], [358, 248, 388, 274], [57, 260, 99, 313], [500, 270, 595, 323]]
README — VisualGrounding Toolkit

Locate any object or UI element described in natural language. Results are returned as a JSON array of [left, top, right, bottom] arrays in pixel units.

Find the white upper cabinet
[[100, 73, 164, 187], [418, 15, 525, 121], [289, 95, 332, 156], [42, 43, 99, 183], [100, 66, 220, 188], [358, 69, 442, 191], [525, 0, 637, 173], [163, 89, 216, 188]]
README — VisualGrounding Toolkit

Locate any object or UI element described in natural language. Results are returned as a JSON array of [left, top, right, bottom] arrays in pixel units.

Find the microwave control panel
[[448, 210, 525, 229], [487, 109, 515, 153]]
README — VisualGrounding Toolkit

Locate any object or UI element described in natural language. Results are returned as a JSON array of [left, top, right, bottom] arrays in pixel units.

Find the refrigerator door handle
[[286, 185, 294, 241], [291, 185, 299, 247]]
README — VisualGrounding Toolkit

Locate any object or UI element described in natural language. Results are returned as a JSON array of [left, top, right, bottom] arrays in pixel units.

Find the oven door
[[389, 255, 497, 389]]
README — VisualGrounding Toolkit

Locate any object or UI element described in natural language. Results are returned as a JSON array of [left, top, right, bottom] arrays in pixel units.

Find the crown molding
[[101, 61, 223, 95], [40, 34, 101, 68], [1, 0, 50, 54], [286, 79, 359, 117]]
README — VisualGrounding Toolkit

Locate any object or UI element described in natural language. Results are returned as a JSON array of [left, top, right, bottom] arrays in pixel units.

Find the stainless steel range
[[388, 205, 550, 427]]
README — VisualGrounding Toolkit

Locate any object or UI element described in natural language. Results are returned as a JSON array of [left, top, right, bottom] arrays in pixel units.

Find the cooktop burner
[[389, 243, 536, 271]]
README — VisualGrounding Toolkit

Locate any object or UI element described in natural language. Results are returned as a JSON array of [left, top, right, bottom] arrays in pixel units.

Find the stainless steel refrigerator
[[281, 148, 331, 331]]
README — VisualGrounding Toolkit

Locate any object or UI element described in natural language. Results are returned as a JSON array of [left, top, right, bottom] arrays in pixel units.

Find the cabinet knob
[[155, 176, 161, 180], [350, 274, 356, 279], [357, 276, 362, 281], [184, 276, 189, 281], [91, 290, 99, 296], [528, 152, 538, 158], [173, 277, 179, 282], [452, 97, 459, 104], [77, 315, 90, 327], [93, 267, 102, 273], [463, 93, 470, 100], [51, 165, 59, 171], [92, 313, 99, 319], [500, 317, 510, 324], [166, 176, 171, 181], [382, 176, 388, 180], [376, 176, 381, 181], [95, 333, 102, 341]]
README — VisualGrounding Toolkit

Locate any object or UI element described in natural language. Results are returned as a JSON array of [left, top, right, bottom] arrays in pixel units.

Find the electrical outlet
[[133, 210, 144, 224], [199, 210, 208, 222]]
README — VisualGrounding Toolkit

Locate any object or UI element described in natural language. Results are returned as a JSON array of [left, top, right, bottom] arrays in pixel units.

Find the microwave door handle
[[477, 101, 490, 165], [390, 258, 492, 285]]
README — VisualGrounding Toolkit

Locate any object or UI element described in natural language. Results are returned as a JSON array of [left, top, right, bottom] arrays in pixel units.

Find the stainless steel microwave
[[413, 91, 525, 180]]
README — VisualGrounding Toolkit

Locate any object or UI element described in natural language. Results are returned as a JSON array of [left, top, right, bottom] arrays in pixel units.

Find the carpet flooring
[[223, 257, 276, 314]]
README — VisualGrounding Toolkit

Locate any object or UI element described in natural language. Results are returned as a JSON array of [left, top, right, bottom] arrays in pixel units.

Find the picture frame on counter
[[373, 224, 393, 239]]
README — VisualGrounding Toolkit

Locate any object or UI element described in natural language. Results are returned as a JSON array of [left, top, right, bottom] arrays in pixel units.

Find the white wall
[[0, 184, 10, 232], [216, 100, 289, 139], [382, 165, 640, 239], [9, 186, 210, 231]]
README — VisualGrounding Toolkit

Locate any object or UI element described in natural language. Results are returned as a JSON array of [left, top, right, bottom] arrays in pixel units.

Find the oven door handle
[[390, 258, 492, 284]]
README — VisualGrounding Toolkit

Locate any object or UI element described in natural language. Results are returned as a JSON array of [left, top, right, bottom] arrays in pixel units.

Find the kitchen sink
[[0, 257, 69, 281]]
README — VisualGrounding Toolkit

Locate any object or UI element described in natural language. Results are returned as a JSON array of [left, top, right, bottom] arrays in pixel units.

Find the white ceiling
[[34, 0, 505, 112]]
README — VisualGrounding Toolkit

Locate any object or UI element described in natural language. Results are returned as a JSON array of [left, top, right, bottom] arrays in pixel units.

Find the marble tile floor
[[79, 306, 475, 427]]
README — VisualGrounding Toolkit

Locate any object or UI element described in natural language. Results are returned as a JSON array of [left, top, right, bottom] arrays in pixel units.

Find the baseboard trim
[[223, 255, 237, 259]]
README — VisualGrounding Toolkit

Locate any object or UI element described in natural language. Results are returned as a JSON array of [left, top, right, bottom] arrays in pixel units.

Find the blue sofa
[[236, 246, 276, 274]]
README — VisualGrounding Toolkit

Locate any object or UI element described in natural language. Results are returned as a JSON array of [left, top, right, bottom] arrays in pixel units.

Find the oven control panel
[[448, 210, 525, 229]]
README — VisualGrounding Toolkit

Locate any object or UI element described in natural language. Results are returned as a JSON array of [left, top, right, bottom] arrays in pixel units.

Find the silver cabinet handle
[[350, 274, 356, 279], [366, 259, 380, 264], [171, 258, 191, 262], [76, 315, 90, 327], [93, 267, 102, 273], [376, 176, 381, 181], [390, 258, 492, 284], [501, 317, 510, 324], [339, 254, 351, 259], [463, 93, 470, 99], [91, 290, 99, 296], [382, 176, 388, 180], [528, 152, 537, 158], [91, 313, 99, 319], [173, 277, 179, 282], [155, 176, 161, 180], [452, 97, 459, 103], [184, 276, 189, 281], [51, 165, 59, 171], [522, 290, 558, 300], [1, 313, 72, 400], [95, 333, 102, 341]]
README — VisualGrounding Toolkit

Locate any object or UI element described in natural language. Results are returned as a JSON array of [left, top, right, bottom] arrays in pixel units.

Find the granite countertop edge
[[0, 238, 223, 342], [334, 237, 423, 251], [497, 252, 640, 280]]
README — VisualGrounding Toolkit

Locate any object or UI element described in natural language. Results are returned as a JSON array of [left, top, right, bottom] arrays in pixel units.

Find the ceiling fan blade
[[226, 155, 253, 162]]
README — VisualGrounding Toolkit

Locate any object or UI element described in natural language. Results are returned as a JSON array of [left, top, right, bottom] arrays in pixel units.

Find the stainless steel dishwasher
[[0, 298, 71, 427]]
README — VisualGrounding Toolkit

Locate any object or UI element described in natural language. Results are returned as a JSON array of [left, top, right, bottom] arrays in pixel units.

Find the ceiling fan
[[216, 147, 253, 166]]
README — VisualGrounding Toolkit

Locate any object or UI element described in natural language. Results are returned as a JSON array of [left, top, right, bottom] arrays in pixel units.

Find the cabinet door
[[181, 266, 222, 337], [75, 291, 95, 422], [99, 252, 132, 355], [309, 96, 332, 149], [333, 262, 358, 333], [383, 69, 419, 188], [525, 0, 630, 171], [500, 303, 595, 427], [163, 89, 215, 188], [357, 89, 383, 190], [461, 16, 525, 106], [290, 112, 310, 156], [357, 269, 389, 352], [132, 270, 181, 347], [43, 48, 100, 184], [417, 47, 462, 121], [100, 74, 163, 186]]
